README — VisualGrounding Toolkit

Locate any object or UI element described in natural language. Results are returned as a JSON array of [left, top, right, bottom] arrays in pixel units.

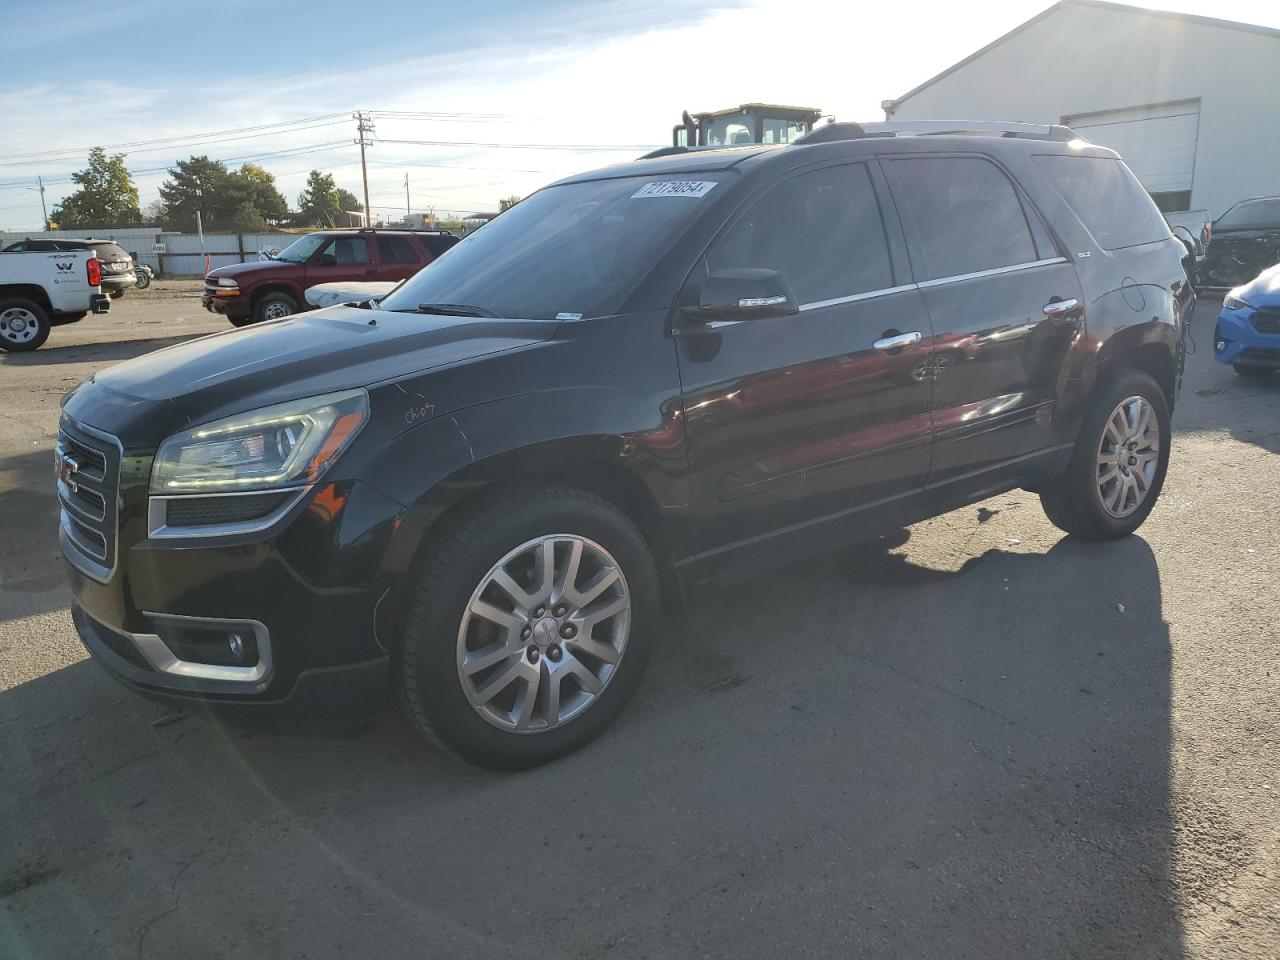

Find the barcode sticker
[[631, 180, 718, 199]]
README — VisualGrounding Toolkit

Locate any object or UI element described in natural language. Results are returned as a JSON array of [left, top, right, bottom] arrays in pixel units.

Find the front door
[[306, 235, 377, 286], [884, 155, 1084, 486], [674, 161, 935, 570]]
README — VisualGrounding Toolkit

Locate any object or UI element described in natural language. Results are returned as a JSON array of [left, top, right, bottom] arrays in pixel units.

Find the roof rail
[[796, 120, 1080, 144]]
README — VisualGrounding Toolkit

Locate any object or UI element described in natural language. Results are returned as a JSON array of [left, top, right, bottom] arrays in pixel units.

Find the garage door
[[1063, 100, 1199, 210]]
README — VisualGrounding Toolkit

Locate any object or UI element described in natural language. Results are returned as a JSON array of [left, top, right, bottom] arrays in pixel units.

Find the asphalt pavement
[[1, 287, 1277, 959]]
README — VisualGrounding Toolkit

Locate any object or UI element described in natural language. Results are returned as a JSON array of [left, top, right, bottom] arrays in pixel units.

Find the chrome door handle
[[872, 331, 922, 351], [1043, 298, 1081, 318]]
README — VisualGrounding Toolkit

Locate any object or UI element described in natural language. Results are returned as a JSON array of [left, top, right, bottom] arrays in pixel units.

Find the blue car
[[1215, 263, 1280, 377]]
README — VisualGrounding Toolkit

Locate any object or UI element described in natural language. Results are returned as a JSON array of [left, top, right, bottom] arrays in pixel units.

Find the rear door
[[884, 155, 1084, 487], [375, 235, 426, 281], [675, 160, 935, 559]]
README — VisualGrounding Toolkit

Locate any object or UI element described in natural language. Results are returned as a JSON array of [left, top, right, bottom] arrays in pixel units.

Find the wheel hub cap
[[1, 308, 37, 343], [456, 534, 632, 734], [1095, 395, 1160, 519]]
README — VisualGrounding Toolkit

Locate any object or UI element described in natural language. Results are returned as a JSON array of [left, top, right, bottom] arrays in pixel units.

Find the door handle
[[872, 331, 922, 351], [1043, 298, 1081, 318]]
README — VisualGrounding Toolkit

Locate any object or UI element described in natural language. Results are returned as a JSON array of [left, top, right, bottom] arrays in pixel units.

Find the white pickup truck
[[0, 250, 110, 351]]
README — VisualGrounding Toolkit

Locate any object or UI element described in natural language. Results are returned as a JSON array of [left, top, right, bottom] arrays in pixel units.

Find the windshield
[[381, 174, 726, 320], [1216, 198, 1280, 231], [274, 233, 328, 263]]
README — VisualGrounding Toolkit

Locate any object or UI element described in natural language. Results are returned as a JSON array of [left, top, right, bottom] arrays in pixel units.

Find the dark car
[[201, 228, 458, 327], [59, 121, 1191, 768], [4, 237, 136, 298], [1201, 196, 1280, 289]]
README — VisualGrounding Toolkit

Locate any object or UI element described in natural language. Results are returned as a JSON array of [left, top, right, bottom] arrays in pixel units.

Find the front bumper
[[1214, 302, 1280, 368], [63, 454, 406, 725], [74, 606, 388, 728], [202, 289, 248, 317]]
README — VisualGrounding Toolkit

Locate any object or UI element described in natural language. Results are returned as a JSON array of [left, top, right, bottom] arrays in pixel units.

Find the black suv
[[4, 237, 136, 297], [59, 121, 1191, 768]]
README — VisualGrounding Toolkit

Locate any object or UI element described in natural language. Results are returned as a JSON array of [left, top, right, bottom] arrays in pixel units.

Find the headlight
[[215, 277, 239, 289], [150, 389, 368, 494], [1224, 291, 1250, 310]]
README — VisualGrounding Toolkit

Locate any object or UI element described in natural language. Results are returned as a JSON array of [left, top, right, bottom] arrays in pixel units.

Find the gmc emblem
[[54, 450, 80, 493]]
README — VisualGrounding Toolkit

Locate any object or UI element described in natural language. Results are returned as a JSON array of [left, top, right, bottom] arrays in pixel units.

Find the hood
[[1237, 263, 1280, 304], [65, 305, 559, 443], [205, 258, 295, 280], [305, 280, 399, 308]]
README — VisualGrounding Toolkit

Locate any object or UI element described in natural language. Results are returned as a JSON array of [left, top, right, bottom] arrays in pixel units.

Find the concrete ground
[[1, 288, 1277, 959]]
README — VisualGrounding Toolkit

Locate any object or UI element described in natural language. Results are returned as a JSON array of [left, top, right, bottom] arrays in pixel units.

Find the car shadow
[[0, 448, 67, 623], [0, 334, 197, 367], [0, 528, 1182, 959]]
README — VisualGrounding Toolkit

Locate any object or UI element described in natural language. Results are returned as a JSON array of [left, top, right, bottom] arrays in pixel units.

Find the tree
[[143, 198, 168, 225], [50, 148, 141, 228], [499, 195, 522, 212], [296, 170, 341, 226], [156, 156, 290, 231], [231, 163, 288, 225], [157, 155, 234, 232]]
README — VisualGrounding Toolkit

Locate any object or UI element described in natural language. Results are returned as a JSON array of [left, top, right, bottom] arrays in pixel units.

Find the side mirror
[[684, 268, 799, 323], [318, 253, 337, 267]]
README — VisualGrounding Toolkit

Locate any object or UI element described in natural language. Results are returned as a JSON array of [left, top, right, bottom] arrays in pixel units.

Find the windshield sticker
[[556, 312, 584, 321], [631, 180, 718, 200]]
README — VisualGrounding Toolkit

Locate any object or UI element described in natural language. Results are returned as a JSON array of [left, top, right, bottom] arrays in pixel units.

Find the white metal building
[[883, 0, 1280, 219]]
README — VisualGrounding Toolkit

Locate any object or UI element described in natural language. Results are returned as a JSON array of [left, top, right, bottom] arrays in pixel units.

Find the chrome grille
[[56, 421, 121, 582]]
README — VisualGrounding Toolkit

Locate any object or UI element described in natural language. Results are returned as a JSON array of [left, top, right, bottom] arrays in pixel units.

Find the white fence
[[0, 228, 293, 276]]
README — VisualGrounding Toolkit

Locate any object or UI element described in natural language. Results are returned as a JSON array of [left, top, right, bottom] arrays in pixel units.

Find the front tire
[[0, 298, 51, 352], [399, 487, 660, 769], [135, 272, 151, 290], [252, 290, 298, 324], [1040, 369, 1170, 540]]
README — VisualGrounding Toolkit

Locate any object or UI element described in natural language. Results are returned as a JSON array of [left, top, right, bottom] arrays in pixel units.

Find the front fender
[[359, 387, 690, 647]]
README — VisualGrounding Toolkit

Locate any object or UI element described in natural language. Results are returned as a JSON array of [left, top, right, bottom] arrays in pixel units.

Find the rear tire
[[0, 298, 51, 352], [1040, 369, 1170, 541], [134, 271, 151, 290], [252, 291, 298, 324], [399, 486, 659, 769], [109, 288, 125, 300]]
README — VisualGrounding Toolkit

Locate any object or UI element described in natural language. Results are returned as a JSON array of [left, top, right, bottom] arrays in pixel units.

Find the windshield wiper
[[416, 302, 501, 318]]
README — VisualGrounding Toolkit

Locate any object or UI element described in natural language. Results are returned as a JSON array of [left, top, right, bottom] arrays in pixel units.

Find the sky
[[2, 0, 1279, 230]]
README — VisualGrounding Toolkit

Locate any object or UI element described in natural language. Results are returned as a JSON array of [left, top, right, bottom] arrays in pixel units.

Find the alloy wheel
[[456, 535, 631, 734], [1095, 395, 1160, 518]]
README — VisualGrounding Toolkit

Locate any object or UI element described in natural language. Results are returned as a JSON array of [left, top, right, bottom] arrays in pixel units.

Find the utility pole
[[355, 111, 374, 227], [404, 172, 410, 223], [37, 176, 49, 231]]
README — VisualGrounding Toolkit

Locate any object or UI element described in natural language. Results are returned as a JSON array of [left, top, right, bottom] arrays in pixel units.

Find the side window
[[706, 164, 893, 304], [1034, 155, 1176, 249], [377, 236, 419, 264], [889, 157, 1038, 280], [324, 236, 369, 265]]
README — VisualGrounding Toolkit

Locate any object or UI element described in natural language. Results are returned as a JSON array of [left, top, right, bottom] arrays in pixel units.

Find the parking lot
[[1, 288, 1277, 958]]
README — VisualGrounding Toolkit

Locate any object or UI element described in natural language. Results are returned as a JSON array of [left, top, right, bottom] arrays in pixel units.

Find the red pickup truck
[[202, 228, 458, 327]]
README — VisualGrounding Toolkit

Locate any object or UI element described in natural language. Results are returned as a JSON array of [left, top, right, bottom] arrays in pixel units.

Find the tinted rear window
[[88, 242, 130, 261], [1033, 155, 1170, 250]]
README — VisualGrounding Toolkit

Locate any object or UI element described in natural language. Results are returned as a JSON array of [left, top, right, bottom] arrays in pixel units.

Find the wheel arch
[[0, 284, 53, 312], [373, 432, 685, 654]]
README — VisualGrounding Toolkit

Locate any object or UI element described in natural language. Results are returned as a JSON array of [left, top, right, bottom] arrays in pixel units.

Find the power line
[[375, 138, 656, 152], [0, 118, 352, 168], [0, 113, 351, 163]]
